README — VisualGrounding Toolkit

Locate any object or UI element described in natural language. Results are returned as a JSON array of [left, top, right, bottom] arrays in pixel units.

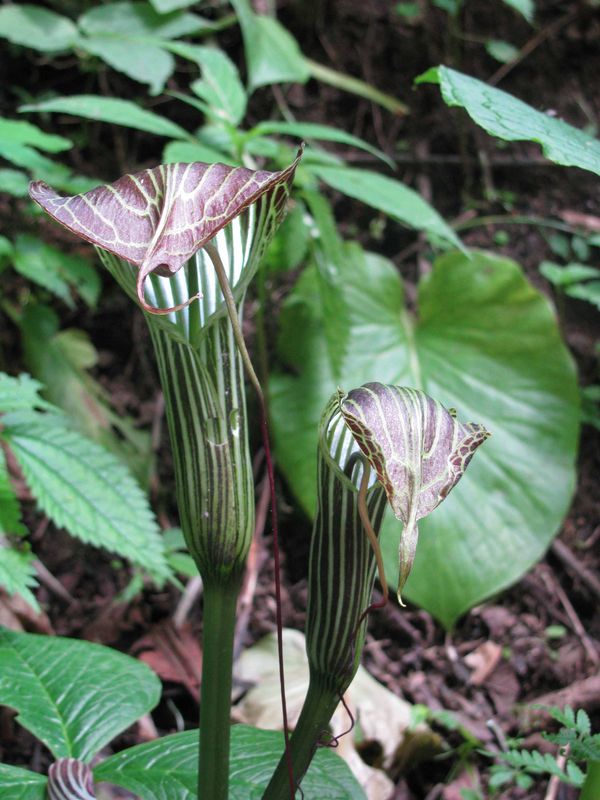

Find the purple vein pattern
[[340, 382, 490, 595], [48, 759, 96, 800], [29, 150, 301, 311]]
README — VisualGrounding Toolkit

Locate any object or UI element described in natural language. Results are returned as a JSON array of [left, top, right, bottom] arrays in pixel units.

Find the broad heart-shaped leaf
[[1, 414, 168, 582], [340, 383, 488, 594], [94, 724, 365, 799], [0, 764, 47, 800], [0, 627, 161, 762], [270, 249, 579, 628], [29, 153, 301, 314], [418, 66, 600, 178]]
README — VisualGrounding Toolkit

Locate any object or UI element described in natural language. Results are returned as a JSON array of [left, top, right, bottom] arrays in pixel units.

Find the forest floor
[[1, 1, 599, 798]]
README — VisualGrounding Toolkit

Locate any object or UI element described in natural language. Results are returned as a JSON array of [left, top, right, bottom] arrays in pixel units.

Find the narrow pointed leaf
[[0, 627, 161, 762], [339, 383, 488, 592], [20, 96, 188, 140], [311, 165, 462, 249], [48, 760, 95, 800]]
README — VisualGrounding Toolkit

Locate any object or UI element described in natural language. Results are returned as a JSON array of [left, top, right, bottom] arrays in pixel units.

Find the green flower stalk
[[28, 153, 301, 800], [265, 383, 489, 798]]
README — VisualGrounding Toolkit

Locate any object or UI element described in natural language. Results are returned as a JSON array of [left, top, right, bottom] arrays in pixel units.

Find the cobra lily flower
[[340, 382, 490, 599], [265, 382, 488, 798], [29, 151, 302, 800]]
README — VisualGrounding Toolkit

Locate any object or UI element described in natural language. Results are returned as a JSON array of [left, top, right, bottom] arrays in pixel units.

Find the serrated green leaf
[[0, 372, 47, 414], [0, 764, 47, 800], [0, 627, 161, 762], [271, 249, 578, 627], [20, 305, 154, 489], [0, 447, 27, 539], [20, 96, 188, 140], [501, 0, 535, 23], [94, 724, 365, 799], [2, 419, 168, 581], [0, 5, 79, 52], [418, 66, 600, 178], [0, 546, 39, 611], [230, 0, 310, 91], [311, 165, 462, 249]]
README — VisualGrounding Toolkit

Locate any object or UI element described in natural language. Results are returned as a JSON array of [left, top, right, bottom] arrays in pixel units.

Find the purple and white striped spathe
[[48, 759, 96, 800]]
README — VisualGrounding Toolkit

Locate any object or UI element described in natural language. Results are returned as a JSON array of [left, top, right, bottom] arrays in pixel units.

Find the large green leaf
[[230, 0, 309, 91], [311, 165, 462, 249], [0, 764, 47, 800], [2, 415, 168, 581], [418, 66, 600, 178], [0, 5, 78, 52], [270, 249, 579, 627], [94, 724, 365, 799], [0, 627, 161, 762], [20, 96, 188, 140], [76, 2, 208, 95]]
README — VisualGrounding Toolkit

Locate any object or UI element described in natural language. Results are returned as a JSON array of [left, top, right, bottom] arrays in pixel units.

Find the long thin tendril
[[205, 242, 295, 800]]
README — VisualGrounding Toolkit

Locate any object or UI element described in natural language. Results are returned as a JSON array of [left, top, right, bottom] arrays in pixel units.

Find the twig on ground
[[233, 475, 270, 660], [551, 539, 600, 600], [489, 9, 578, 86], [543, 745, 569, 800], [173, 575, 203, 630], [34, 559, 75, 603]]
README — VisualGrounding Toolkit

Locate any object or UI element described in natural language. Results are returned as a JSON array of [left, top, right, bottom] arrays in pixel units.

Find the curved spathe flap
[[29, 149, 302, 315], [339, 382, 489, 595]]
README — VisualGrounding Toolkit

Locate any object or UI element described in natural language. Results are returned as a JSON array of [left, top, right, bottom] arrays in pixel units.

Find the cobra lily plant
[[29, 152, 301, 800], [265, 383, 489, 798]]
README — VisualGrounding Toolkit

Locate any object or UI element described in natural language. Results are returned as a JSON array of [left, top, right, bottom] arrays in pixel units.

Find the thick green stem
[[198, 577, 241, 800], [262, 676, 339, 800], [580, 760, 600, 800]]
